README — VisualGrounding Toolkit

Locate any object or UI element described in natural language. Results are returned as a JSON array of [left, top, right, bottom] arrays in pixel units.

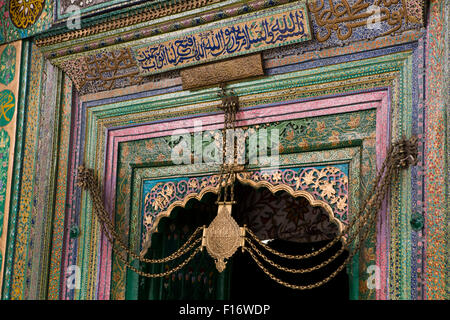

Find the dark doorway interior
[[229, 238, 349, 300], [229, 183, 349, 300], [139, 183, 349, 300]]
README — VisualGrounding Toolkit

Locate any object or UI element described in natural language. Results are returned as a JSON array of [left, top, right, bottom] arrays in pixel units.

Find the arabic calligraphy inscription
[[134, 2, 312, 76], [308, 0, 424, 42]]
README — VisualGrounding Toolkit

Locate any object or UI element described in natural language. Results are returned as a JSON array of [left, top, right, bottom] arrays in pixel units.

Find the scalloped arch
[[141, 177, 344, 255]]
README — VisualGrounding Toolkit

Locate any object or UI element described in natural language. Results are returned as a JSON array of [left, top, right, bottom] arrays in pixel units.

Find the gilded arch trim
[[141, 166, 348, 254], [236, 175, 344, 235]]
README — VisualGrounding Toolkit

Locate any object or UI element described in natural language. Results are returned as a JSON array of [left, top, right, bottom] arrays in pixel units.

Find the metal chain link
[[217, 84, 238, 204], [77, 166, 203, 265], [242, 136, 416, 289], [244, 155, 388, 260], [124, 247, 202, 278], [114, 238, 202, 279], [243, 136, 416, 261], [80, 179, 204, 278], [245, 237, 343, 274]]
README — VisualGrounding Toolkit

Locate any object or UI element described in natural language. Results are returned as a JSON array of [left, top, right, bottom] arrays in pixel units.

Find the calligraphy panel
[[133, 2, 312, 76]]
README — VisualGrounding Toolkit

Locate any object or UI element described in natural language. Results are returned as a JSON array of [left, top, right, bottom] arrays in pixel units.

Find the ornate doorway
[[138, 183, 350, 300]]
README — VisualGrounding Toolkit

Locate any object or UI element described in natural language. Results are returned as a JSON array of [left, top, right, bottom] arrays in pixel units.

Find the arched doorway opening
[[138, 183, 349, 300], [230, 183, 349, 300]]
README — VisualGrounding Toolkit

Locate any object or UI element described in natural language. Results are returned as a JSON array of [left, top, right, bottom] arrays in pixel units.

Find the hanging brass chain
[[244, 136, 417, 261], [244, 163, 392, 276], [216, 84, 239, 203], [76, 169, 203, 278], [243, 159, 382, 260], [243, 174, 388, 289], [242, 136, 417, 289], [91, 186, 203, 278], [77, 166, 203, 265], [109, 226, 202, 279], [77, 93, 417, 286]]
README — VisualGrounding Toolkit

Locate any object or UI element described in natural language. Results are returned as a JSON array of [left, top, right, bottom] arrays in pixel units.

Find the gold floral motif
[[301, 170, 318, 187], [336, 197, 347, 211], [272, 171, 282, 183], [261, 173, 271, 180], [316, 121, 326, 133], [297, 167, 348, 212], [163, 184, 174, 198]]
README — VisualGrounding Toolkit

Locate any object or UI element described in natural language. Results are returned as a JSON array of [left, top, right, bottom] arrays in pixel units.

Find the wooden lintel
[[181, 53, 264, 90]]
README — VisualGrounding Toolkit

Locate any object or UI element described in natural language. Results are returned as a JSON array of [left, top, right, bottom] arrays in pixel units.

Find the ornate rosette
[[9, 0, 45, 29], [141, 166, 349, 252]]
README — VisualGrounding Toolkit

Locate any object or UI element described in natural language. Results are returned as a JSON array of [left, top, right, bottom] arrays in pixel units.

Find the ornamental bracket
[[218, 83, 239, 114]]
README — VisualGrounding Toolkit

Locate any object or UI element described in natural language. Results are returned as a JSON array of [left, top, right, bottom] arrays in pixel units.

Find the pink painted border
[[61, 92, 82, 300], [93, 90, 390, 299]]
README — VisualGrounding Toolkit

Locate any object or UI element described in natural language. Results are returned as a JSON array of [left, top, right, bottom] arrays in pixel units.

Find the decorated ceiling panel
[[56, 0, 141, 21]]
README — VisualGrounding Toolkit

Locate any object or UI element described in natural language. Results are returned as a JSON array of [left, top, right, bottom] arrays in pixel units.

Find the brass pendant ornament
[[202, 202, 244, 272], [199, 83, 244, 273]]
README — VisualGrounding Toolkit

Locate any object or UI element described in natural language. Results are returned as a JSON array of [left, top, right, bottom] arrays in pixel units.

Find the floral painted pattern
[[0, 44, 15, 86], [238, 166, 349, 221], [0, 128, 9, 237], [111, 108, 376, 298], [142, 166, 348, 246], [235, 186, 339, 243]]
